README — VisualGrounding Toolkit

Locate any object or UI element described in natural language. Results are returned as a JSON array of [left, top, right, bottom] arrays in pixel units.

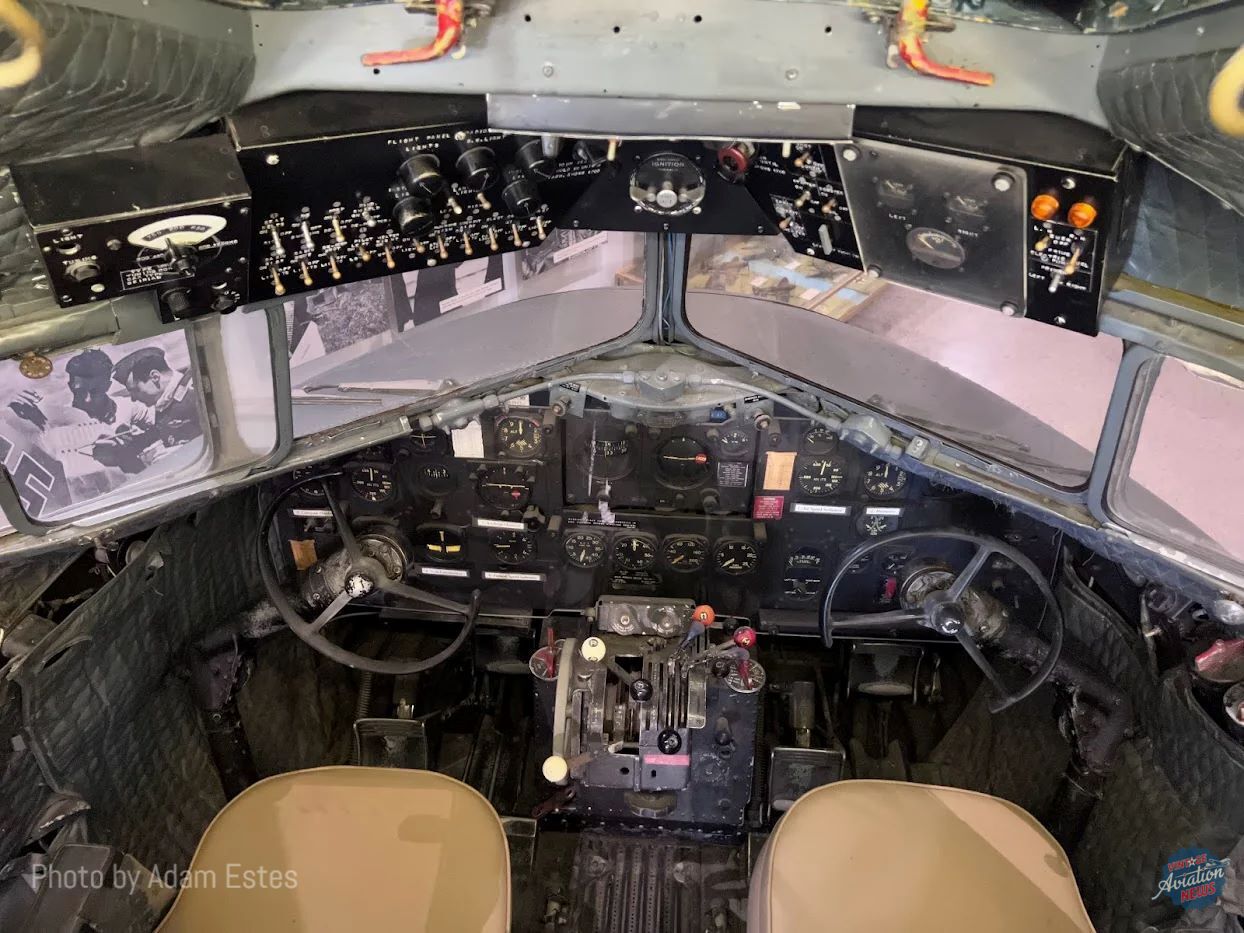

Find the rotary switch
[[393, 197, 436, 236], [630, 152, 706, 216], [516, 137, 557, 179], [455, 142, 499, 191], [501, 165, 541, 218], [398, 154, 445, 200]]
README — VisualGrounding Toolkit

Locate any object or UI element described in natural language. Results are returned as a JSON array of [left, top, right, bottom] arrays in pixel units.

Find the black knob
[[630, 679, 653, 702], [657, 729, 682, 755], [455, 143, 499, 191], [501, 165, 541, 218], [516, 137, 556, 179], [701, 489, 720, 512], [393, 197, 436, 236], [162, 288, 193, 318], [399, 154, 445, 200]]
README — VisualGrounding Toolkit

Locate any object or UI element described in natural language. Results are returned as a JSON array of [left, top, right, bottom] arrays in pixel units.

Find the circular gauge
[[796, 456, 847, 497], [716, 428, 753, 456], [714, 538, 759, 576], [862, 463, 909, 498], [349, 464, 395, 502], [613, 535, 657, 571], [906, 227, 966, 270], [495, 416, 545, 459], [801, 427, 838, 455], [477, 464, 533, 510], [783, 548, 824, 600], [655, 436, 712, 488], [583, 431, 636, 482], [858, 512, 900, 537], [408, 430, 448, 455], [563, 531, 606, 568], [661, 535, 708, 573], [414, 462, 457, 497], [490, 529, 536, 564], [723, 659, 766, 694], [416, 525, 465, 563], [291, 466, 328, 497]]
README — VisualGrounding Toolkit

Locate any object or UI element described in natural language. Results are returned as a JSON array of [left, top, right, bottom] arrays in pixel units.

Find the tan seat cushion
[[748, 780, 1094, 933], [159, 766, 510, 933]]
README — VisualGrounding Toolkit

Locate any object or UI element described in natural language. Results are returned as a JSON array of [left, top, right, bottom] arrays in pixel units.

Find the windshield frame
[[673, 234, 1244, 591]]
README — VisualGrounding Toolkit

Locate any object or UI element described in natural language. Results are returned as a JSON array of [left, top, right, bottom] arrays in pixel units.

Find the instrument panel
[[15, 94, 1132, 334], [272, 403, 1060, 634]]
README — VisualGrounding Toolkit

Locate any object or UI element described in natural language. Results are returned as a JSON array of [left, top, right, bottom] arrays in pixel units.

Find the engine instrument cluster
[[271, 401, 1061, 634]]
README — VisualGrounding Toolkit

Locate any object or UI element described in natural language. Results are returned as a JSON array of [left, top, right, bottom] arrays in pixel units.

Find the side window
[[1111, 357, 1244, 564]]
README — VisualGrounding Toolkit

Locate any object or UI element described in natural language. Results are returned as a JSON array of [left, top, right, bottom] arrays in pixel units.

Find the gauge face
[[714, 538, 759, 576], [801, 427, 837, 455], [563, 531, 606, 568], [495, 416, 544, 459], [613, 535, 657, 571], [661, 535, 708, 572], [582, 431, 635, 481], [716, 428, 753, 456], [783, 548, 824, 600], [858, 513, 900, 537], [415, 462, 457, 497], [862, 463, 909, 498], [408, 429, 448, 455], [417, 525, 465, 562], [655, 436, 712, 488], [796, 456, 847, 497], [291, 466, 327, 497], [489, 529, 535, 564], [477, 464, 533, 510], [350, 464, 395, 502]]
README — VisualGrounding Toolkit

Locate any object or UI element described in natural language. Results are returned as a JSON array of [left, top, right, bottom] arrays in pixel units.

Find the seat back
[[158, 766, 510, 933], [748, 780, 1094, 932]]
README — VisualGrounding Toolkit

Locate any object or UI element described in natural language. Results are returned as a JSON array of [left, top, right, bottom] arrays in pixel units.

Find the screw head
[[1054, 315, 1068, 326], [991, 172, 1014, 193], [265, 153, 280, 166], [867, 265, 882, 279], [1000, 301, 1019, 316], [841, 145, 860, 162], [1061, 176, 1077, 190], [542, 62, 555, 77], [785, 68, 799, 81]]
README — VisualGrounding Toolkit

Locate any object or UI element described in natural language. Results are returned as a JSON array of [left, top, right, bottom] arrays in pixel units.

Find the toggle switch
[[488, 226, 498, 251], [270, 268, 285, 296], [329, 255, 341, 280], [331, 215, 346, 243], [300, 261, 312, 286]]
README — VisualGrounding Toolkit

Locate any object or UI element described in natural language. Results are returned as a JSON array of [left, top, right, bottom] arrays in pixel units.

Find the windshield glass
[[1113, 357, 1244, 565], [283, 231, 646, 437], [684, 233, 1122, 487]]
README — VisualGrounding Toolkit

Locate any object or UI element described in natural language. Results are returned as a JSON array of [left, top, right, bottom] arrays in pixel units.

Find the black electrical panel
[[11, 136, 251, 321]]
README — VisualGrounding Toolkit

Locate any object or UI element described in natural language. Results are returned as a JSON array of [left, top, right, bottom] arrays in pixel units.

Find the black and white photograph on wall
[[519, 228, 609, 281], [397, 255, 506, 330], [0, 332, 207, 520], [285, 279, 396, 368]]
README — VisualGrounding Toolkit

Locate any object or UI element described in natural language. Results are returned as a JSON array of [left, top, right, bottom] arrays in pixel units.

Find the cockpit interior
[[0, 1, 1242, 930]]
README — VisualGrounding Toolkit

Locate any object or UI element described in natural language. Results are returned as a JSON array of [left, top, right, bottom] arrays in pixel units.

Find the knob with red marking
[[732, 626, 757, 649]]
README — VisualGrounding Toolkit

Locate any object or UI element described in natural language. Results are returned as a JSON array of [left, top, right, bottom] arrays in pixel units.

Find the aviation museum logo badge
[[1153, 848, 1232, 911]]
